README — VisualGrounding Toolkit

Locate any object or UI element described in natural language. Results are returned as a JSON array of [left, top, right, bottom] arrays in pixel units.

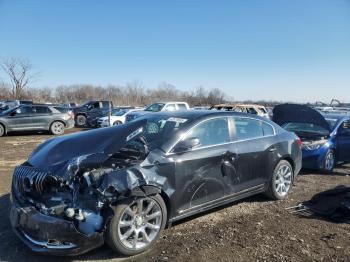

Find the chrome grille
[[12, 166, 51, 195]]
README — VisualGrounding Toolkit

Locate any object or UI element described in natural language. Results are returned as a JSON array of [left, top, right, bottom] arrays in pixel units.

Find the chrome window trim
[[166, 115, 276, 156]]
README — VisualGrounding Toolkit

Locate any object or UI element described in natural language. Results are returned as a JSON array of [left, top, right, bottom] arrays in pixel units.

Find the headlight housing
[[302, 140, 327, 150]]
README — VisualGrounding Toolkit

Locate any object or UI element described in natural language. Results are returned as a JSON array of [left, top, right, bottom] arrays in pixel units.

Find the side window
[[339, 121, 350, 137], [91, 102, 100, 109], [164, 104, 176, 111], [233, 117, 264, 140], [247, 108, 258, 115], [14, 106, 33, 115], [33, 106, 51, 114], [177, 104, 188, 110], [186, 118, 230, 147], [262, 122, 274, 136], [102, 101, 110, 108]]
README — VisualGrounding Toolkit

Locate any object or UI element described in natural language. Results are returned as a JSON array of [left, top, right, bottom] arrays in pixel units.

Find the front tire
[[76, 114, 87, 127], [0, 124, 5, 137], [50, 121, 65, 135], [106, 194, 167, 256], [266, 160, 293, 200], [322, 149, 335, 173]]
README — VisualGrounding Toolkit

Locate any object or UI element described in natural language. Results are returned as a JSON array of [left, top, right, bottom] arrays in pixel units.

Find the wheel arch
[[0, 121, 6, 134], [129, 185, 172, 226], [49, 119, 67, 129]]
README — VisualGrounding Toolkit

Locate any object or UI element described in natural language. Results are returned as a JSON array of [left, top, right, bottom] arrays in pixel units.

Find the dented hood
[[273, 104, 330, 132], [28, 120, 146, 171]]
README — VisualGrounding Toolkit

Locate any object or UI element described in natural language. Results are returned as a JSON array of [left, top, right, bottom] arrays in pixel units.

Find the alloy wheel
[[117, 198, 162, 250], [274, 164, 292, 197], [52, 122, 64, 135], [325, 151, 335, 171]]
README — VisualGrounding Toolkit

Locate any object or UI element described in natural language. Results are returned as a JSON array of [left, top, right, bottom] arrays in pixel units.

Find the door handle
[[222, 151, 236, 162], [268, 147, 277, 152]]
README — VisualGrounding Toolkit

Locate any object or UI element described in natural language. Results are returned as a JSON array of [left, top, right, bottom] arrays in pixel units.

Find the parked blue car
[[273, 104, 350, 172]]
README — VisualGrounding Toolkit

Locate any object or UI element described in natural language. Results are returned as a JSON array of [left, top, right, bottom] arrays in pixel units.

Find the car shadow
[[5, 130, 53, 137], [300, 167, 350, 177], [171, 193, 272, 228]]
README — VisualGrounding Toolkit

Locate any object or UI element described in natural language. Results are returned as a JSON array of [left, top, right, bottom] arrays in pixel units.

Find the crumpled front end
[[10, 142, 171, 255]]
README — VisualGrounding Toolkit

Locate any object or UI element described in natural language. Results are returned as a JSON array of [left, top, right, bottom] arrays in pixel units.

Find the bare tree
[[1, 57, 36, 99]]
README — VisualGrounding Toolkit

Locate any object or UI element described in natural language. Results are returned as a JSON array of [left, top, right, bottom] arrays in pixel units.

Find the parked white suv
[[97, 109, 142, 127], [125, 102, 190, 122]]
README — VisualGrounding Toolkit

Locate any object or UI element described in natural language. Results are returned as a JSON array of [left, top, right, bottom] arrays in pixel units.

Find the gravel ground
[[0, 129, 349, 262]]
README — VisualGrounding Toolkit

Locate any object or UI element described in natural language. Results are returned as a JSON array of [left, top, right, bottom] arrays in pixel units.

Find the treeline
[[0, 82, 231, 106]]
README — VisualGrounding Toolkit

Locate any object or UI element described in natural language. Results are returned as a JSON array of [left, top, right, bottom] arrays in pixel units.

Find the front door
[[170, 117, 233, 214], [6, 106, 34, 130], [337, 120, 350, 162]]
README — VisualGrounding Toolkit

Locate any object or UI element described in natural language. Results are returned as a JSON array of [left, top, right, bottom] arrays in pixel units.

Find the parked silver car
[[0, 105, 75, 136]]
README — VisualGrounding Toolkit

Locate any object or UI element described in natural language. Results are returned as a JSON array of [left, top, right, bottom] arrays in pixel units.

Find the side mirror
[[173, 137, 201, 153], [10, 111, 16, 117]]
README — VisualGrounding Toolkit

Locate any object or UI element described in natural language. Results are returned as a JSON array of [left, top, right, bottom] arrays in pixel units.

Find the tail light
[[296, 137, 302, 149]]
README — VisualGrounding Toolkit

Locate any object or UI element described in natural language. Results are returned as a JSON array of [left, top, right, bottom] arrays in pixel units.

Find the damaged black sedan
[[10, 111, 302, 256]]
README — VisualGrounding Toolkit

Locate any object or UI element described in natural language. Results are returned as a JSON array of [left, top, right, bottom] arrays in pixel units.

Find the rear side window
[[247, 108, 258, 114], [177, 104, 188, 110], [164, 104, 176, 111], [262, 122, 274, 136], [33, 106, 51, 114], [187, 117, 230, 147], [233, 117, 273, 140]]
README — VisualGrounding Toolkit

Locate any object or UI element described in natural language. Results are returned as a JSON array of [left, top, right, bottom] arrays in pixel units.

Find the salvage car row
[[4, 100, 350, 257]]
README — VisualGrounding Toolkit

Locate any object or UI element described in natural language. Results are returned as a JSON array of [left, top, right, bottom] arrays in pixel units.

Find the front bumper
[[302, 148, 328, 170], [10, 198, 104, 256], [66, 119, 75, 129]]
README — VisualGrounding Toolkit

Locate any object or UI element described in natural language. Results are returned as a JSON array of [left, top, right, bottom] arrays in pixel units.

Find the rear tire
[[0, 124, 5, 137], [76, 115, 87, 127], [266, 160, 293, 200], [50, 121, 65, 135], [322, 149, 335, 173], [106, 194, 167, 256]]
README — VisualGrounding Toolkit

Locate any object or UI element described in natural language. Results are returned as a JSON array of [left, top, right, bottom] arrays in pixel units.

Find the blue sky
[[0, 0, 349, 102]]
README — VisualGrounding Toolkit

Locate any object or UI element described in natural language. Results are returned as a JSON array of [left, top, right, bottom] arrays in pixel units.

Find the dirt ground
[[0, 129, 349, 262]]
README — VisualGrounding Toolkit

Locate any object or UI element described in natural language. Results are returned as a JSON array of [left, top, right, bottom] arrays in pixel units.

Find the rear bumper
[[10, 198, 104, 256]]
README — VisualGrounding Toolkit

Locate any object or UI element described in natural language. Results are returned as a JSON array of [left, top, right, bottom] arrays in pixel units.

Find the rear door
[[170, 117, 232, 213], [337, 120, 350, 162], [31, 106, 53, 129], [227, 116, 276, 193]]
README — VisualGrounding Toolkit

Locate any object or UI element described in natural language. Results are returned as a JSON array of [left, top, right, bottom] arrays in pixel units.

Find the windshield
[[1, 106, 19, 115], [126, 115, 191, 151], [325, 118, 339, 130], [145, 103, 165, 112], [282, 122, 329, 136]]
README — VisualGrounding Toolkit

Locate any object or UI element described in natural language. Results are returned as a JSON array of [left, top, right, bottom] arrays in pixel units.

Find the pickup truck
[[125, 101, 190, 123], [72, 100, 113, 127]]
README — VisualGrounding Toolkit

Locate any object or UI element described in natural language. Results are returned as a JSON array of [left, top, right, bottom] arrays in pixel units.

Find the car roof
[[151, 101, 188, 104], [144, 109, 267, 121]]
